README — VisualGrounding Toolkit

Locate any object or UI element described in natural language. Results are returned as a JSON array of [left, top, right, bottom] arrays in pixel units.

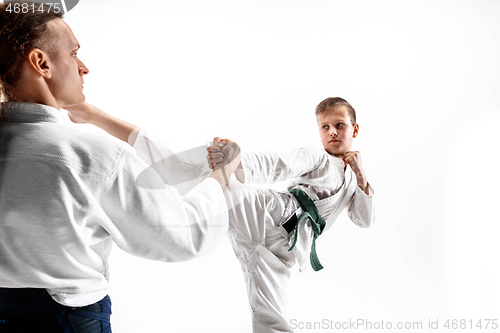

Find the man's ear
[[353, 123, 359, 138], [26, 48, 52, 79]]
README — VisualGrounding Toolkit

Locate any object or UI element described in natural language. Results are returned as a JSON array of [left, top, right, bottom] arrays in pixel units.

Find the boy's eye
[[322, 125, 329, 130], [336, 123, 344, 128]]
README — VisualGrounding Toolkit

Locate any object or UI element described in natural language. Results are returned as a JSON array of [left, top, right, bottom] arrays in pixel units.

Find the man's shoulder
[[6, 121, 133, 177], [51, 123, 133, 171], [40, 121, 127, 150]]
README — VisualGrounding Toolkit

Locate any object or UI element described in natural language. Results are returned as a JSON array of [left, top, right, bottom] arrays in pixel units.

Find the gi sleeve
[[235, 147, 327, 184], [131, 128, 213, 195], [347, 183, 376, 228], [98, 142, 228, 262]]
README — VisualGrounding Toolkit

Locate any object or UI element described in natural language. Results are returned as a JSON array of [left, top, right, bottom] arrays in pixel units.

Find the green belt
[[287, 188, 326, 271]]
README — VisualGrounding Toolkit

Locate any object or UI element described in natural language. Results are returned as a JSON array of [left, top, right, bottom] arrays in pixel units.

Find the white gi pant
[[225, 179, 300, 333]]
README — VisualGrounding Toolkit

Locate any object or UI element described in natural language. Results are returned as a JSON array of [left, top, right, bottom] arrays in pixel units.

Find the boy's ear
[[26, 49, 52, 79], [353, 123, 359, 138]]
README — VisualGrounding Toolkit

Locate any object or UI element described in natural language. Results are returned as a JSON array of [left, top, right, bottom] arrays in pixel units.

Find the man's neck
[[11, 77, 60, 110], [11, 94, 60, 110]]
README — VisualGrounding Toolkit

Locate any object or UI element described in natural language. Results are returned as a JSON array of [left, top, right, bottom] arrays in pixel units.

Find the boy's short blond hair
[[315, 97, 356, 125]]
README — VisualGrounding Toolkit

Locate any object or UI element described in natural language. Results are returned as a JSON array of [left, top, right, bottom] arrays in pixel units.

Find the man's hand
[[343, 151, 369, 195], [213, 138, 240, 171], [207, 137, 241, 190], [65, 103, 138, 145], [207, 137, 226, 169]]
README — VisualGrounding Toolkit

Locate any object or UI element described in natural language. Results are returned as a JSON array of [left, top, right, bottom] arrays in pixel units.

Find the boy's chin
[[325, 148, 348, 157]]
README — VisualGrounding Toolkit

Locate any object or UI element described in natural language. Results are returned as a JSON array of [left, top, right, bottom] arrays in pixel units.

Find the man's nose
[[79, 62, 89, 75]]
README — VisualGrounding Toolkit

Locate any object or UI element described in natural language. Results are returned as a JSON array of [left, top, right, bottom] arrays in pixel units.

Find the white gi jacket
[[235, 147, 376, 271], [0, 102, 228, 307]]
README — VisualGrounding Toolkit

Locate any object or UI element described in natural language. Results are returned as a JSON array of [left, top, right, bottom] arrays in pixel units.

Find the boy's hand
[[343, 151, 369, 194]]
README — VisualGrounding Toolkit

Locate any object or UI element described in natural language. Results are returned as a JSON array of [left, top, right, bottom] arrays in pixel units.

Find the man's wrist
[[209, 169, 228, 191], [87, 107, 105, 127]]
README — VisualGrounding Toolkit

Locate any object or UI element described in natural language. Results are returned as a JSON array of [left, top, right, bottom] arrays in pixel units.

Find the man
[[0, 2, 239, 332]]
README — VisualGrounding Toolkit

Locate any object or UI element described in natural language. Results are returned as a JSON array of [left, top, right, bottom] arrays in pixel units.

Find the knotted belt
[[285, 188, 326, 271]]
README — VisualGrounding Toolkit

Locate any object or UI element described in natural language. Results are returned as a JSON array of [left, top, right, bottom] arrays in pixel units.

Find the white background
[[50, 0, 500, 331]]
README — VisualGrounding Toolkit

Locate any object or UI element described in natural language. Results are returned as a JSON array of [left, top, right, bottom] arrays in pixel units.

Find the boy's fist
[[343, 151, 363, 174], [343, 151, 369, 194]]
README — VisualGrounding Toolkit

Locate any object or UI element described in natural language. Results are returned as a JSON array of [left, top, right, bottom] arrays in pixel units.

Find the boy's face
[[317, 106, 359, 156]]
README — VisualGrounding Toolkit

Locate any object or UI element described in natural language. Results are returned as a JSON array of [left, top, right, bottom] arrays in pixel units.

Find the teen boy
[[208, 97, 376, 333]]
